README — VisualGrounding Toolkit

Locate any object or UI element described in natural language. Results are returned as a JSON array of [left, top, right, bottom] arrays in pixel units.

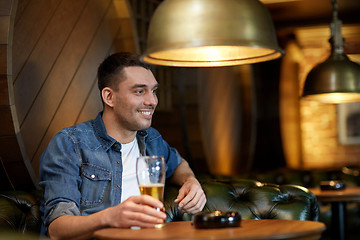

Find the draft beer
[[139, 184, 164, 202], [136, 156, 165, 228]]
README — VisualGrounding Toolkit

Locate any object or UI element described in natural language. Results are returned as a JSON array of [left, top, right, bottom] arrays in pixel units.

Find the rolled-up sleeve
[[46, 201, 80, 224]]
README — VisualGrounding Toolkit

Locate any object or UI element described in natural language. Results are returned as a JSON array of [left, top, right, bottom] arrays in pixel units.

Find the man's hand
[[174, 176, 206, 213], [48, 195, 166, 240], [105, 195, 166, 228], [168, 159, 207, 214]]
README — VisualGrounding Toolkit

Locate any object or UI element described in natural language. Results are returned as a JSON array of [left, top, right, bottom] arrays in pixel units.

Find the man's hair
[[97, 52, 151, 92]]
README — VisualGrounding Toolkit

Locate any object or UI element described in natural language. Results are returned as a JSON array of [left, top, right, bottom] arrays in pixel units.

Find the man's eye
[[152, 89, 158, 94], [135, 90, 144, 94]]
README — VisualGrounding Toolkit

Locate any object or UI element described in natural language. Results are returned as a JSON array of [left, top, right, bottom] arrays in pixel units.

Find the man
[[39, 52, 206, 240]]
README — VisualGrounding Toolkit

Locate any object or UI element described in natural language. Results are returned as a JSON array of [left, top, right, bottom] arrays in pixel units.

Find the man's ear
[[102, 87, 115, 108]]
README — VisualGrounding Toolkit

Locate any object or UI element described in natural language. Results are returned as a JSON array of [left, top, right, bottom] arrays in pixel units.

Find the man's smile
[[138, 109, 154, 118]]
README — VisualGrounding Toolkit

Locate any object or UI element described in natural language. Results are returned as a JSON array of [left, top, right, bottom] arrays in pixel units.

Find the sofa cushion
[[0, 191, 42, 234], [164, 179, 319, 222]]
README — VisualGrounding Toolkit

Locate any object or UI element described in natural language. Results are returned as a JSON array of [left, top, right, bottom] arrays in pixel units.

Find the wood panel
[[113, 18, 138, 52], [12, 0, 61, 79], [31, 1, 119, 142], [20, 0, 111, 166], [76, 79, 103, 124], [14, 0, 88, 124], [0, 0, 137, 189], [31, 0, 134, 176], [13, 0, 30, 24]]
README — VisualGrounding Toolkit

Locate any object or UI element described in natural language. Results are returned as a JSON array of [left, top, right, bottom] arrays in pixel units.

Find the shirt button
[[116, 185, 120, 188], [116, 161, 120, 165], [91, 174, 95, 179]]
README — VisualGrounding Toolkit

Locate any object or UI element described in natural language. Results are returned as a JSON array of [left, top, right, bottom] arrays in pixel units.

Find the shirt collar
[[93, 112, 149, 151], [93, 112, 117, 151]]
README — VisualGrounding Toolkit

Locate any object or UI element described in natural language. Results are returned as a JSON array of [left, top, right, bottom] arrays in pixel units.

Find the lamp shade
[[141, 0, 283, 67], [302, 52, 360, 103], [301, 0, 360, 104]]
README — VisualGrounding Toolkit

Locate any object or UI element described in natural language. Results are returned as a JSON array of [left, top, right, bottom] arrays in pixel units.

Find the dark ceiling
[[262, 0, 360, 54], [264, 0, 360, 27]]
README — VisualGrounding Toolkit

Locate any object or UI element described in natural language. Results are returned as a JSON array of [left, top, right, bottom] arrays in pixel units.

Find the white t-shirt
[[120, 138, 141, 202]]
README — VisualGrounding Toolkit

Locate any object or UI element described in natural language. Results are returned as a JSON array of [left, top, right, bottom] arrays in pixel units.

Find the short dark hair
[[97, 52, 151, 92]]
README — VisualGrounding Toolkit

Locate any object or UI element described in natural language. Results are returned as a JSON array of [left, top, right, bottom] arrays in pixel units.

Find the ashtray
[[320, 180, 346, 191], [192, 211, 241, 229]]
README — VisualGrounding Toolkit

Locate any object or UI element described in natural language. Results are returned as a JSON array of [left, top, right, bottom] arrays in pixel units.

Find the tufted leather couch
[[165, 179, 319, 222], [0, 179, 319, 238], [209, 167, 360, 238], [233, 167, 360, 236]]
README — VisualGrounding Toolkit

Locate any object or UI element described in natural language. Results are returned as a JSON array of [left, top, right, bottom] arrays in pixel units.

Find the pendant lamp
[[302, 0, 360, 104], [141, 0, 283, 67]]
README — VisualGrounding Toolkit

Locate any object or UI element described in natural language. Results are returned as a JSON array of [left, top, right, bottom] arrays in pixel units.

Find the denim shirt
[[39, 112, 182, 234]]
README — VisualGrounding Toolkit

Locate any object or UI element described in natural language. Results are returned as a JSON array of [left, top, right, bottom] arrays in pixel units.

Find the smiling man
[[39, 52, 206, 240]]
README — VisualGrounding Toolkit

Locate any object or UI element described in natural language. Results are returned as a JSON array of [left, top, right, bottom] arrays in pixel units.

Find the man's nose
[[144, 92, 158, 106]]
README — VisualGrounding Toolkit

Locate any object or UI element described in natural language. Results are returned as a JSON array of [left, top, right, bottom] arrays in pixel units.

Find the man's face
[[112, 66, 158, 132]]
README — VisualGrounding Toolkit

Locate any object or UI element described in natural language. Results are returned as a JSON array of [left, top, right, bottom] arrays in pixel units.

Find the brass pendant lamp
[[302, 0, 360, 104], [141, 0, 283, 67]]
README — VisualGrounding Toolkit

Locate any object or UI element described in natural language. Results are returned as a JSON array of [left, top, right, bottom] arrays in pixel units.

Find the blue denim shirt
[[39, 112, 182, 234]]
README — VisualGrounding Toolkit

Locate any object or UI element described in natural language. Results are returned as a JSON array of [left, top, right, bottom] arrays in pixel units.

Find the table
[[309, 187, 360, 240], [93, 219, 325, 240]]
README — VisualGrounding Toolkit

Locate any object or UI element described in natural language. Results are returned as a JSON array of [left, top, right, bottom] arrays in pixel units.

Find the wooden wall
[[0, 0, 137, 190]]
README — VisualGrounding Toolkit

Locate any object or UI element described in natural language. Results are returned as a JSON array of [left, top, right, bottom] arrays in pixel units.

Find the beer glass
[[136, 156, 165, 228]]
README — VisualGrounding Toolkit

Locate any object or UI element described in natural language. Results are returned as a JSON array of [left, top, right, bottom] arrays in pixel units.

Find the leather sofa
[[165, 179, 319, 222], [209, 167, 360, 239], [0, 179, 319, 238]]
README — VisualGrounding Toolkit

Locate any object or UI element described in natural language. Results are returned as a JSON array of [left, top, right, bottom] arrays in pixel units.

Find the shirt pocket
[[80, 163, 112, 206]]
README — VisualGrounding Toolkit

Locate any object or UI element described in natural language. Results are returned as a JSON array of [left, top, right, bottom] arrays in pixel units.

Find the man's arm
[[48, 195, 166, 240], [168, 159, 206, 213]]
